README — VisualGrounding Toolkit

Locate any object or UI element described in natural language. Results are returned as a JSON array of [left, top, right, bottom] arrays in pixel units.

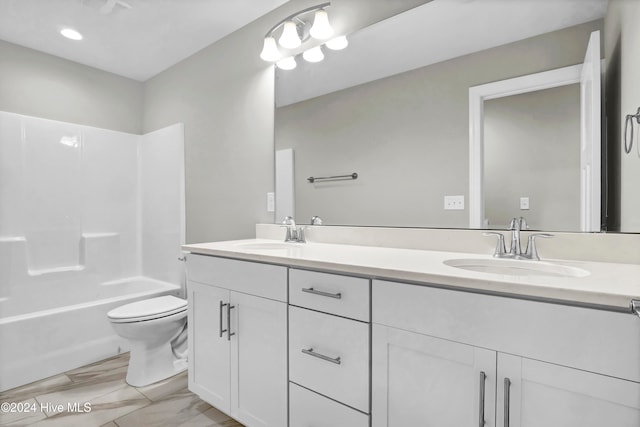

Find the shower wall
[[0, 111, 185, 312], [140, 124, 186, 285]]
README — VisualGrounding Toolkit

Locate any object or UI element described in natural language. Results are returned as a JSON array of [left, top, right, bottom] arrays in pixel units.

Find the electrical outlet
[[520, 197, 530, 210], [444, 195, 464, 210]]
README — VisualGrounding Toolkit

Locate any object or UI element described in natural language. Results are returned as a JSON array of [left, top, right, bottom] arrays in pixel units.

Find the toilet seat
[[108, 295, 187, 323]]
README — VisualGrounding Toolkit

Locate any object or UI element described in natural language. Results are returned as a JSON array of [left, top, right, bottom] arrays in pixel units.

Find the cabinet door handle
[[479, 371, 486, 427], [301, 348, 341, 365], [219, 301, 228, 338], [227, 304, 236, 341], [301, 287, 342, 299], [504, 377, 511, 427]]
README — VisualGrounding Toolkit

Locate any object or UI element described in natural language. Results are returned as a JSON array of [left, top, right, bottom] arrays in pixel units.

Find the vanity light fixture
[[302, 46, 324, 63], [276, 56, 297, 70], [279, 21, 302, 49], [260, 2, 347, 69], [60, 27, 83, 41], [260, 36, 281, 62], [325, 35, 348, 50], [308, 9, 333, 40]]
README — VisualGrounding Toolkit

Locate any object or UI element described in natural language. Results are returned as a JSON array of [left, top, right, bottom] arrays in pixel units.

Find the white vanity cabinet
[[372, 324, 497, 426], [496, 353, 640, 427], [288, 269, 371, 427], [186, 254, 288, 427], [372, 279, 640, 427]]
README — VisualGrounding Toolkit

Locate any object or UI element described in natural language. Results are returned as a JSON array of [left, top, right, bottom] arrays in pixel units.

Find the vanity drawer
[[289, 306, 370, 413], [186, 254, 287, 302], [289, 269, 370, 321], [289, 382, 369, 427], [373, 279, 640, 382]]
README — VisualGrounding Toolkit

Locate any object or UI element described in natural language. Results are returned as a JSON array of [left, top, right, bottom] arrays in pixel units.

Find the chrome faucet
[[509, 217, 527, 257], [281, 216, 306, 243], [484, 217, 553, 261]]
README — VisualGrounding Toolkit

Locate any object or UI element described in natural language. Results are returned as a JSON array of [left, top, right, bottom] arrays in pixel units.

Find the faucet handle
[[483, 232, 507, 257], [525, 233, 553, 261], [297, 226, 306, 243], [311, 216, 323, 226], [280, 226, 293, 242]]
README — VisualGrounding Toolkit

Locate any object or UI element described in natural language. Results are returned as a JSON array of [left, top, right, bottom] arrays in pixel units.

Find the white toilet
[[107, 295, 188, 387]]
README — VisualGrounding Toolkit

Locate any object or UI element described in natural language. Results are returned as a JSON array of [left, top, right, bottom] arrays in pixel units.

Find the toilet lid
[[108, 295, 187, 322]]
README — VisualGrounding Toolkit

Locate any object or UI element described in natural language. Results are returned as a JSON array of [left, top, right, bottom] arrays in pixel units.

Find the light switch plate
[[520, 197, 530, 210], [267, 192, 275, 212]]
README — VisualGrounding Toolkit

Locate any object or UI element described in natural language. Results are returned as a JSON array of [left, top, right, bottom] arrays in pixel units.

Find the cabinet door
[[187, 281, 231, 413], [230, 291, 287, 427], [498, 353, 640, 427], [372, 324, 496, 427]]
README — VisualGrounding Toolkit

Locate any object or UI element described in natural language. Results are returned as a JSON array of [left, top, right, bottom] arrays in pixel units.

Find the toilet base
[[125, 340, 188, 387]]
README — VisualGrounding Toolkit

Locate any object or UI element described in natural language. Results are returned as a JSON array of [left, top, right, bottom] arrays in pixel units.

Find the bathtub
[[0, 277, 181, 392]]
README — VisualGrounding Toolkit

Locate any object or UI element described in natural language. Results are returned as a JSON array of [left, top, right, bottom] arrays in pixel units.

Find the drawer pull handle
[[227, 304, 236, 341], [301, 287, 342, 299], [479, 371, 486, 427], [219, 301, 228, 338], [301, 348, 341, 365], [504, 377, 511, 427]]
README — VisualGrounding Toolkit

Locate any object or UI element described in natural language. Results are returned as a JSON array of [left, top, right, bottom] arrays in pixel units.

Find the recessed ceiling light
[[60, 28, 83, 41]]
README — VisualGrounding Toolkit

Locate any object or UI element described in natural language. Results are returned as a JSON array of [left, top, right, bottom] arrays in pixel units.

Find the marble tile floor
[[0, 353, 244, 427]]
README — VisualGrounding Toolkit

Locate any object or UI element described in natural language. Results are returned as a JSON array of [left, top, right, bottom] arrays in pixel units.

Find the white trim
[[468, 64, 582, 229], [579, 31, 602, 232]]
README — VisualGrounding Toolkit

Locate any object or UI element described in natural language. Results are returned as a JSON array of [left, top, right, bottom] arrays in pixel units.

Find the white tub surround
[[0, 112, 185, 392], [184, 228, 640, 426]]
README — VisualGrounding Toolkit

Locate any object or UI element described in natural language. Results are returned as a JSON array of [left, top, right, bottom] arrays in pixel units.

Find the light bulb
[[325, 35, 348, 51], [309, 9, 333, 40], [279, 21, 301, 49], [60, 27, 83, 41], [276, 56, 297, 70], [260, 36, 282, 62], [303, 46, 324, 63]]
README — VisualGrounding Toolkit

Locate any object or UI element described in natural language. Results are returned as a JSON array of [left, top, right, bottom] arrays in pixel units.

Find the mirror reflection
[[274, 0, 633, 232], [483, 85, 581, 231]]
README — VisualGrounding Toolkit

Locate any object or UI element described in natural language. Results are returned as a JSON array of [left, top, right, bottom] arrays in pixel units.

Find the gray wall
[[0, 40, 142, 134], [484, 85, 581, 231], [605, 0, 640, 233], [142, 0, 431, 243], [142, 28, 276, 244], [275, 20, 602, 228]]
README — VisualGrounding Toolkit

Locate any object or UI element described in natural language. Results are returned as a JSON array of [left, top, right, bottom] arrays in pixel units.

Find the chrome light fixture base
[[260, 2, 347, 68]]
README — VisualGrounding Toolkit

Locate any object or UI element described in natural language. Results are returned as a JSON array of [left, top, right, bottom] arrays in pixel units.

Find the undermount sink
[[234, 242, 303, 251], [443, 258, 590, 278]]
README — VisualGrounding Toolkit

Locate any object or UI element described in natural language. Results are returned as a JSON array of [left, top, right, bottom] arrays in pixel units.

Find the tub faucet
[[281, 216, 305, 243]]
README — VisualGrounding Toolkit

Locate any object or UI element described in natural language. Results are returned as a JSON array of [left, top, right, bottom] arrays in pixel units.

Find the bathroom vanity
[[183, 226, 640, 427]]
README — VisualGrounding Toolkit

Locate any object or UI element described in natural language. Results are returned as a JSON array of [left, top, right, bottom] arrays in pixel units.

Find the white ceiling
[[0, 0, 290, 81], [0, 0, 608, 85]]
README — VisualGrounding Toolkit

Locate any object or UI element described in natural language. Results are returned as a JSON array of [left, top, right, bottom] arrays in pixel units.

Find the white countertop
[[182, 238, 640, 312]]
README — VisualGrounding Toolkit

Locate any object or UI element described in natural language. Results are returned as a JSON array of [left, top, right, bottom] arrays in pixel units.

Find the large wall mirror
[[274, 0, 635, 233]]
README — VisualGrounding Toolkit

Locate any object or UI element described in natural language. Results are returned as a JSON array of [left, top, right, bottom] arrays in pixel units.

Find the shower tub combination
[[0, 112, 185, 392]]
